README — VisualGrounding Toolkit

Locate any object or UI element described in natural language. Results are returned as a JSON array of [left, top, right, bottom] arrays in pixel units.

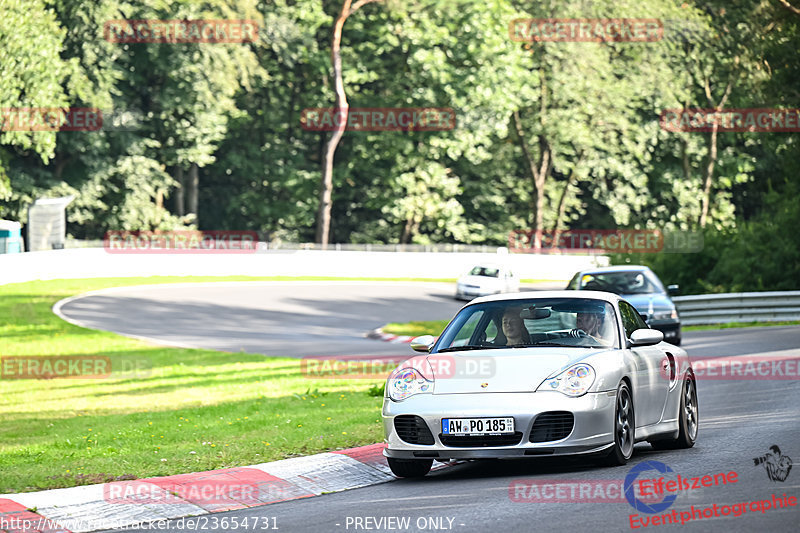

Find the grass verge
[[682, 320, 800, 331], [0, 276, 400, 494], [381, 320, 450, 337]]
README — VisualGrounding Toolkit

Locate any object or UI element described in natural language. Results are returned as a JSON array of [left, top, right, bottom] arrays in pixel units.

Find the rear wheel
[[604, 381, 635, 466], [387, 457, 433, 478], [650, 375, 698, 450]]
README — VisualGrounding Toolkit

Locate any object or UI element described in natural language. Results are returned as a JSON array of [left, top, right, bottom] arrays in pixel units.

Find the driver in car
[[570, 310, 605, 341]]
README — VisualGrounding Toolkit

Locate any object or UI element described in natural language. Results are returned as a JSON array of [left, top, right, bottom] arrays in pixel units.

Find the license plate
[[441, 417, 515, 435]]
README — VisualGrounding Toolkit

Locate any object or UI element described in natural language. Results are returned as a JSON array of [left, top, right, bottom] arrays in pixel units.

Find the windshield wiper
[[438, 345, 496, 352], [517, 342, 604, 348]]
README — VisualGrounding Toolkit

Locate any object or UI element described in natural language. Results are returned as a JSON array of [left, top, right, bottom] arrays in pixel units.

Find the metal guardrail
[[674, 291, 800, 326]]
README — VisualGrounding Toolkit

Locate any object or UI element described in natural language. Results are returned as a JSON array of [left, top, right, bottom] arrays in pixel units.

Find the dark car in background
[[566, 265, 682, 345]]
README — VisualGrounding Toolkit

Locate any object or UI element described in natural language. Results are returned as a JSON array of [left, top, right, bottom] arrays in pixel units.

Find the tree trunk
[[187, 163, 199, 218], [401, 217, 414, 244], [175, 166, 185, 217], [155, 190, 163, 226], [777, 0, 800, 16], [681, 139, 691, 181], [698, 73, 734, 228], [315, 0, 382, 247], [511, 111, 550, 252], [53, 154, 70, 181], [550, 164, 580, 250], [698, 124, 718, 228]]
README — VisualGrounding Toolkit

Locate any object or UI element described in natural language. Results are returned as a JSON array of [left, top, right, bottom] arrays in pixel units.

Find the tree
[[316, 0, 382, 246], [0, 0, 71, 214]]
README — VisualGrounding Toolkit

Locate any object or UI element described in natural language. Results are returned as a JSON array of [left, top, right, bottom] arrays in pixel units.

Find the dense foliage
[[0, 0, 798, 291]]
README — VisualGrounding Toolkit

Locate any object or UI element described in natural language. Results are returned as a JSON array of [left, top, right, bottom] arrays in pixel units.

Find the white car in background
[[455, 264, 519, 300]]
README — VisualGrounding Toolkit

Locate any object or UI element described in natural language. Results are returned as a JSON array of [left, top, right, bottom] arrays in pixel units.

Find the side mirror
[[667, 284, 679, 296], [410, 335, 436, 353], [629, 328, 664, 347]]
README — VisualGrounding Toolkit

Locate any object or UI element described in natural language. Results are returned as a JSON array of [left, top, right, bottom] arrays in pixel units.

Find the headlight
[[387, 367, 433, 401], [653, 309, 678, 320], [537, 363, 596, 397]]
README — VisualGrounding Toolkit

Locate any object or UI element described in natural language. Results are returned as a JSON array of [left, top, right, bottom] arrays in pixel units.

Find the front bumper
[[382, 390, 617, 459], [455, 285, 496, 300]]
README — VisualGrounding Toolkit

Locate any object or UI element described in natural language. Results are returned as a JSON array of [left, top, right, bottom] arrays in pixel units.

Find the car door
[[619, 301, 670, 427]]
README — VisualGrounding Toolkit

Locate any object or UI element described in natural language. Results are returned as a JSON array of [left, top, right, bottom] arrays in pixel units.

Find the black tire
[[650, 375, 698, 450], [604, 381, 635, 466], [387, 457, 433, 478]]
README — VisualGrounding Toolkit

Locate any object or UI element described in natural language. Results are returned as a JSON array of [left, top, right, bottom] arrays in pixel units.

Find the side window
[[619, 301, 647, 338], [451, 310, 484, 347], [619, 302, 647, 339], [484, 319, 499, 342], [632, 305, 649, 330], [566, 273, 580, 290]]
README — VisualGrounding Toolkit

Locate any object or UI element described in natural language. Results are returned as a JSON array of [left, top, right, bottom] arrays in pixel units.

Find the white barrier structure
[[0, 247, 607, 286]]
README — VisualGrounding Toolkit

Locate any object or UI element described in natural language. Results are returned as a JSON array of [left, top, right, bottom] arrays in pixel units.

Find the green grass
[[683, 320, 800, 331], [0, 276, 408, 494], [381, 320, 450, 337]]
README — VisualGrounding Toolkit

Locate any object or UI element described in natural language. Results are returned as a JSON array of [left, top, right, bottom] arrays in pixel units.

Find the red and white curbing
[[365, 327, 414, 344], [0, 444, 448, 533]]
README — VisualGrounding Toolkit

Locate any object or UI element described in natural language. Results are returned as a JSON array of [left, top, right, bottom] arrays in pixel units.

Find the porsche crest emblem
[[481, 382, 489, 388]]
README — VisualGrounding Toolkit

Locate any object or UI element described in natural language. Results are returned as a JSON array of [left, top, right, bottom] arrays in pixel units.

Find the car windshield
[[468, 266, 500, 278], [436, 298, 619, 351], [578, 271, 665, 295]]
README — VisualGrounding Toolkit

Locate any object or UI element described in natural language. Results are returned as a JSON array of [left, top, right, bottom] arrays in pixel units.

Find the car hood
[[429, 347, 613, 394], [620, 293, 674, 314]]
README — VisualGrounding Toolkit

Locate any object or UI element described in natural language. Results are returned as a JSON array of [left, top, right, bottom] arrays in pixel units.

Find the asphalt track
[[56, 281, 470, 357], [54, 282, 800, 533]]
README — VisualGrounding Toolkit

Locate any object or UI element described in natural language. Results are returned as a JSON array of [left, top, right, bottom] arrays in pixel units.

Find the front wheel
[[387, 457, 433, 478], [604, 381, 635, 466]]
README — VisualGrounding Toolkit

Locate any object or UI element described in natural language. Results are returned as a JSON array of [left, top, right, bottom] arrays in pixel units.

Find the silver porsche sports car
[[382, 291, 698, 478]]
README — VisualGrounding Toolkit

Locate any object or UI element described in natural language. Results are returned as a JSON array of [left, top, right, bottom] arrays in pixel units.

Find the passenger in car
[[500, 308, 531, 345]]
